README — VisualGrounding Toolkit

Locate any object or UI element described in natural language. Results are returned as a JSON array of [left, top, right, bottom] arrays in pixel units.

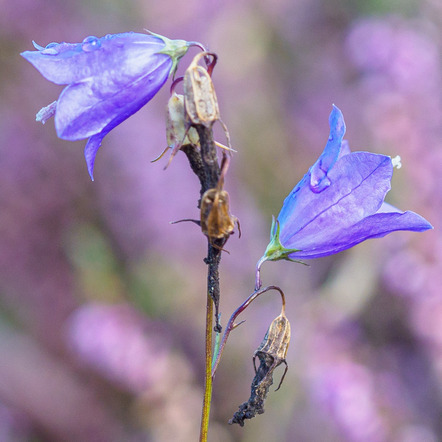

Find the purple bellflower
[[21, 32, 201, 180], [255, 105, 432, 289]]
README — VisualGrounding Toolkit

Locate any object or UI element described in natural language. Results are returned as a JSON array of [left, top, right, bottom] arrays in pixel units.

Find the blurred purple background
[[0, 0, 440, 440]]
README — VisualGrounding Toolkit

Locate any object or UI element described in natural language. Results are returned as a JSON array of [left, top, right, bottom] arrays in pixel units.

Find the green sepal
[[147, 30, 190, 77], [262, 217, 304, 263]]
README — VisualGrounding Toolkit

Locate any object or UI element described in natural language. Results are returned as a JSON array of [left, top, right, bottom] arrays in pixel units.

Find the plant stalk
[[199, 289, 213, 442]]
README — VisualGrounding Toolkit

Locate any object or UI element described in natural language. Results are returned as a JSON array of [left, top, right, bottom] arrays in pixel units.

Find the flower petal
[[21, 33, 166, 85], [309, 105, 347, 192], [84, 132, 105, 181], [286, 210, 433, 259], [339, 140, 351, 159], [82, 66, 173, 181], [55, 55, 172, 140], [278, 152, 393, 249]]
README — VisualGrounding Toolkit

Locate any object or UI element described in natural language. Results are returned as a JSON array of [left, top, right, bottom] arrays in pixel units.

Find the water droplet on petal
[[82, 36, 101, 52], [309, 168, 331, 193], [41, 42, 60, 55]]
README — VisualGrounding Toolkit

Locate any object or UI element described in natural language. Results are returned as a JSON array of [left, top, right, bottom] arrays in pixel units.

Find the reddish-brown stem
[[211, 285, 286, 378]]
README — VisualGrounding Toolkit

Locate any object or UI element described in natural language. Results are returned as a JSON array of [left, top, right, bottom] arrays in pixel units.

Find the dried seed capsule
[[229, 312, 291, 426], [200, 187, 236, 241], [254, 313, 291, 364], [166, 92, 199, 150], [200, 154, 240, 248], [183, 52, 220, 127]]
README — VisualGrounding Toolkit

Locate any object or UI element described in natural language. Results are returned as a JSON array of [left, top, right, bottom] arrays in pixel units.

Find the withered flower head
[[200, 155, 239, 248], [229, 312, 291, 426], [183, 52, 220, 127], [166, 92, 199, 150], [200, 187, 236, 241], [254, 312, 291, 365], [159, 89, 201, 167]]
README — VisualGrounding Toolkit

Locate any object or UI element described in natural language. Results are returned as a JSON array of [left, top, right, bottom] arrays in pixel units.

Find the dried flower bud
[[229, 312, 290, 426], [183, 52, 220, 127], [166, 92, 199, 150]]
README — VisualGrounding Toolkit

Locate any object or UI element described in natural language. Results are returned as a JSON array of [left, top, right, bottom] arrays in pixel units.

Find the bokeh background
[[0, 0, 440, 440]]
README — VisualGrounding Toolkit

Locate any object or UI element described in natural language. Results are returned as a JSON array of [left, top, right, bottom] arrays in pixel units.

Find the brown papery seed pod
[[166, 92, 199, 149], [200, 187, 236, 241], [183, 52, 220, 127], [229, 311, 291, 426], [255, 312, 291, 363]]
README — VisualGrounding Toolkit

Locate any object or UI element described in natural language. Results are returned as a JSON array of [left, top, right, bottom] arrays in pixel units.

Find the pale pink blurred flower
[[346, 19, 440, 96], [67, 303, 174, 393], [312, 361, 387, 442], [0, 401, 32, 442]]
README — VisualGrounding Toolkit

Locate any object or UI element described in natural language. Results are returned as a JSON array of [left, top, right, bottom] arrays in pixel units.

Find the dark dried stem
[[196, 124, 220, 189], [181, 144, 206, 200], [183, 124, 224, 330]]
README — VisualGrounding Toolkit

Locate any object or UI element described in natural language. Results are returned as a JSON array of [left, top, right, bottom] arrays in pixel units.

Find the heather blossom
[[256, 105, 432, 288], [21, 32, 201, 180]]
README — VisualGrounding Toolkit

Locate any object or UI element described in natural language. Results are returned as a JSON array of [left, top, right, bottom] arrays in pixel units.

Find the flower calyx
[[262, 217, 302, 262], [147, 30, 191, 77]]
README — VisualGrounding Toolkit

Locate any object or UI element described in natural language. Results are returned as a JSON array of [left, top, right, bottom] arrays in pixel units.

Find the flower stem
[[180, 61, 223, 437], [183, 122, 221, 441], [200, 241, 221, 440], [211, 285, 286, 377], [199, 289, 213, 442]]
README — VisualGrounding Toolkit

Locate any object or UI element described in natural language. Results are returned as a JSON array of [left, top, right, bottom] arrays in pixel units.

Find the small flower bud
[[183, 52, 220, 127]]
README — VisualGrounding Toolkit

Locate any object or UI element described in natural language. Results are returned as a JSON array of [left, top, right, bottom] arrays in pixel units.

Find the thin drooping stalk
[[211, 286, 286, 378]]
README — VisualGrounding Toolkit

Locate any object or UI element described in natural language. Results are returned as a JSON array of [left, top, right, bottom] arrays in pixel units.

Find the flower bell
[[255, 105, 432, 289], [22, 31, 201, 180]]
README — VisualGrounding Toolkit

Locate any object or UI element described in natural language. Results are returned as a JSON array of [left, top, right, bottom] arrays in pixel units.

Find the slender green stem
[[199, 291, 213, 442], [200, 241, 221, 439]]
